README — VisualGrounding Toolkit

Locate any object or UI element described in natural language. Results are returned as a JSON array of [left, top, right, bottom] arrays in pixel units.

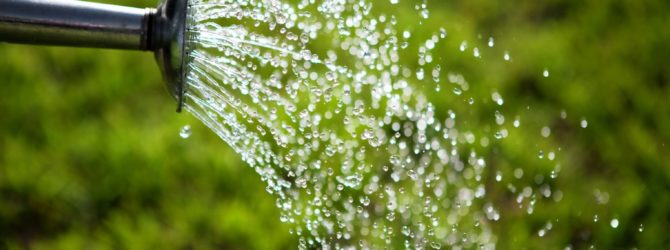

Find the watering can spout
[[0, 0, 188, 112]]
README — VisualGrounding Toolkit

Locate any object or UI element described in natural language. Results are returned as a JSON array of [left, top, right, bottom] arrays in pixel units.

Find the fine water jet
[[0, 0, 189, 111], [1, 0, 562, 248]]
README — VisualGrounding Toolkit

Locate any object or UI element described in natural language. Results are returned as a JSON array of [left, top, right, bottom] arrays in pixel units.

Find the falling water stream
[[180, 0, 560, 248]]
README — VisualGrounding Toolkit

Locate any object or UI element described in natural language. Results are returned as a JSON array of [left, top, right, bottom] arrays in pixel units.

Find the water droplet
[[420, 9, 430, 19], [543, 68, 550, 78], [180, 125, 192, 139], [581, 118, 588, 128], [408, 170, 418, 180], [386, 211, 396, 221], [514, 168, 524, 179], [459, 41, 467, 52], [541, 126, 551, 138], [491, 91, 504, 105], [610, 218, 619, 228], [495, 111, 505, 125], [439, 28, 447, 38], [416, 68, 425, 80]]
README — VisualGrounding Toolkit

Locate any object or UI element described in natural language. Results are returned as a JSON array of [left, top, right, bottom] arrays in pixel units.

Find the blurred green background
[[1, 0, 669, 249]]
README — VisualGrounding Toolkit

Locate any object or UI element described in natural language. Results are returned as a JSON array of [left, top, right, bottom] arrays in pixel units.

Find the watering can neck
[[0, 0, 154, 50]]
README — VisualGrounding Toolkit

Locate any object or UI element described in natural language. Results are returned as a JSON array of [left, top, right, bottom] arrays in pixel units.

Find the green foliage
[[1, 0, 669, 248]]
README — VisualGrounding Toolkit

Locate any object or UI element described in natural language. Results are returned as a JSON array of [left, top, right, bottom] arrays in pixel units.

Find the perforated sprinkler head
[[149, 0, 189, 112]]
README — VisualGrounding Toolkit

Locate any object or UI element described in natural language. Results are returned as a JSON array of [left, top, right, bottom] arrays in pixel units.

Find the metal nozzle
[[150, 0, 188, 112], [0, 0, 188, 112]]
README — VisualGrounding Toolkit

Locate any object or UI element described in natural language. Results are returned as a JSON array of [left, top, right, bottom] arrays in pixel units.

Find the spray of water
[[181, 0, 556, 248]]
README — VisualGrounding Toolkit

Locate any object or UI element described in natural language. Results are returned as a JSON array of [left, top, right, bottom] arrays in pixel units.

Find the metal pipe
[[0, 0, 188, 111], [0, 0, 152, 50]]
